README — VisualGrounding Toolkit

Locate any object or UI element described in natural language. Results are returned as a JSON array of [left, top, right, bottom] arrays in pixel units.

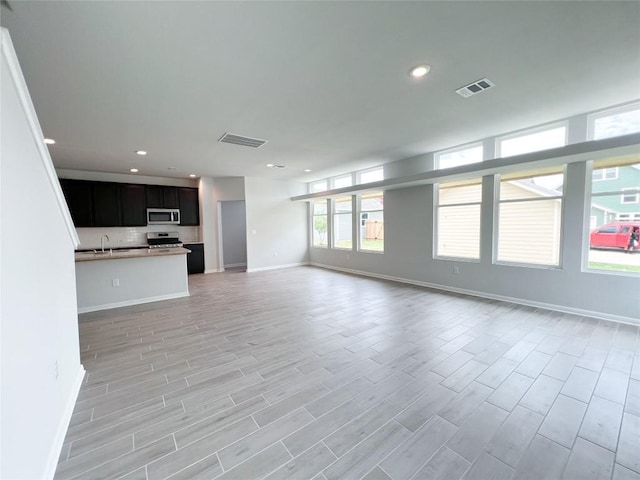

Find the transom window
[[589, 103, 640, 140], [310, 181, 327, 193], [436, 144, 483, 169], [332, 175, 353, 189], [357, 168, 384, 184], [497, 124, 567, 158]]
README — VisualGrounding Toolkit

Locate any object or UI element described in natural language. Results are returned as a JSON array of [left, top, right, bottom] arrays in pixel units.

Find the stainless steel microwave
[[147, 208, 180, 225]]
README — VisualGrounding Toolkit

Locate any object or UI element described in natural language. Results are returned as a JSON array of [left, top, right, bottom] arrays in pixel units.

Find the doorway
[[220, 200, 247, 271]]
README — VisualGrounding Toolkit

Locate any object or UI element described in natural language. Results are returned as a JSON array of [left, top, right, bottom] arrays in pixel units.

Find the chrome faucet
[[100, 234, 110, 252]]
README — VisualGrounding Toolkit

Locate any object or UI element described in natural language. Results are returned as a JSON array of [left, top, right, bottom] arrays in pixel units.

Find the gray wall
[[310, 162, 640, 323], [221, 200, 248, 267], [245, 177, 309, 271]]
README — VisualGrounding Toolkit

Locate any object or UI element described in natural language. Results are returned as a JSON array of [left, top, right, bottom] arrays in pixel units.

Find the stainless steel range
[[147, 232, 183, 249]]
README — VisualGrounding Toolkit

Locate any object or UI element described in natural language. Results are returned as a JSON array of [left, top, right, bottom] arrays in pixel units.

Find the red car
[[589, 221, 640, 249]]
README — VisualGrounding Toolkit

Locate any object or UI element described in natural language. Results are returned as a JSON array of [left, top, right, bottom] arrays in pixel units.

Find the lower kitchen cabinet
[[184, 243, 205, 274]]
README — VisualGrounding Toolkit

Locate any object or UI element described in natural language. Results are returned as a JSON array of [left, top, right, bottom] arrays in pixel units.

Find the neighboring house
[[439, 180, 562, 265], [591, 164, 640, 227]]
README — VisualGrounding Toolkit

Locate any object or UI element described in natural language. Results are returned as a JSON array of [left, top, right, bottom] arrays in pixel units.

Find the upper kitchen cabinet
[[178, 188, 200, 226], [120, 184, 147, 226], [60, 179, 199, 228], [92, 182, 121, 226], [60, 179, 93, 227], [146, 186, 179, 209]]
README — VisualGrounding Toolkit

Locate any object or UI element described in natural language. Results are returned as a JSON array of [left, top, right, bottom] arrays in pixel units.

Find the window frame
[[358, 191, 384, 253], [434, 180, 483, 261], [356, 167, 384, 185], [435, 142, 484, 170], [332, 196, 354, 250], [495, 121, 568, 159], [311, 199, 329, 248], [587, 102, 640, 141], [621, 188, 640, 204], [592, 167, 619, 181], [495, 169, 565, 268], [310, 180, 328, 194], [331, 174, 354, 190]]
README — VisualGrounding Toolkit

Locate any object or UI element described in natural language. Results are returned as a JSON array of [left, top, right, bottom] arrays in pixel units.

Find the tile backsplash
[[76, 226, 199, 249]]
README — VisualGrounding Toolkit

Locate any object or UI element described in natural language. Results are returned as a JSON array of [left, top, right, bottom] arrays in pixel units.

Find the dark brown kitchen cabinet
[[92, 182, 121, 226], [184, 243, 205, 274], [60, 179, 93, 227], [146, 186, 179, 209], [120, 184, 147, 226], [60, 179, 199, 228], [178, 188, 200, 226]]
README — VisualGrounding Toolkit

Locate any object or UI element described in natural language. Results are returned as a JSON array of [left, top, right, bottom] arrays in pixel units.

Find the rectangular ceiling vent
[[218, 132, 267, 148], [455, 78, 495, 98]]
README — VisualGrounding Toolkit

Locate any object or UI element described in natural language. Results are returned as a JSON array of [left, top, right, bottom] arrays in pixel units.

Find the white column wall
[[1, 29, 84, 480]]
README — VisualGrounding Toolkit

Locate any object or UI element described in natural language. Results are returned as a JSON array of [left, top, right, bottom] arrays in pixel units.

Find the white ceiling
[[2, 1, 639, 183]]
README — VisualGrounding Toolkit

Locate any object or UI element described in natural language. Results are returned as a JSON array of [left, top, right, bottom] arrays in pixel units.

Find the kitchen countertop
[[75, 247, 191, 262]]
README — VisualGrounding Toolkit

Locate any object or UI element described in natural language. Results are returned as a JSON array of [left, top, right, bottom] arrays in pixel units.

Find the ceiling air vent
[[455, 78, 495, 98], [218, 132, 268, 148]]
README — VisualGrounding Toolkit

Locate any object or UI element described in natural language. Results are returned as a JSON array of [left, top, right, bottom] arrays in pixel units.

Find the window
[[310, 181, 327, 193], [497, 125, 567, 158], [332, 175, 353, 189], [312, 199, 328, 248], [332, 197, 353, 249], [497, 169, 564, 266], [359, 192, 384, 252], [589, 104, 640, 140], [621, 188, 640, 204], [357, 167, 384, 184], [592, 167, 618, 181], [436, 144, 483, 169], [436, 181, 481, 259], [588, 158, 640, 273], [617, 213, 640, 222]]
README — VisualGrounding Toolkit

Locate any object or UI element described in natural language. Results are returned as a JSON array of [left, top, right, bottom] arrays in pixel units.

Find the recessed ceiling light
[[135, 150, 148, 156], [130, 168, 139, 173], [44, 138, 56, 144], [304, 169, 312, 173], [189, 174, 197, 178], [266, 163, 275, 168], [409, 64, 431, 78]]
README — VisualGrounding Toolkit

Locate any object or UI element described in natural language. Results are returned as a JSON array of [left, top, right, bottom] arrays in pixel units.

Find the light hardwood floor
[[55, 266, 640, 480]]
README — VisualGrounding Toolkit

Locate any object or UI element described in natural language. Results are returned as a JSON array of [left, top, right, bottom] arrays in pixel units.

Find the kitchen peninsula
[[75, 247, 190, 313]]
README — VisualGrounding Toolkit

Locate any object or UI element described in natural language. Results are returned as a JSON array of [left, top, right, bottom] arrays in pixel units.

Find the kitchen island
[[75, 247, 190, 313]]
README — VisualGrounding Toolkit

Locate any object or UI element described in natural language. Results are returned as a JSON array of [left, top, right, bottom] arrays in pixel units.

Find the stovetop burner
[[147, 231, 182, 248]]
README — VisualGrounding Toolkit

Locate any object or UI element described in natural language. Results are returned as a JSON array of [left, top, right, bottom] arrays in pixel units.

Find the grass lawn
[[335, 239, 383, 251], [588, 262, 640, 273]]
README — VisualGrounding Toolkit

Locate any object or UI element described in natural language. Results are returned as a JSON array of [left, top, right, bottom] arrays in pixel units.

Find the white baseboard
[[224, 263, 247, 268], [77, 292, 190, 314], [310, 262, 640, 326], [204, 268, 224, 274], [44, 364, 85, 479], [246, 262, 309, 273]]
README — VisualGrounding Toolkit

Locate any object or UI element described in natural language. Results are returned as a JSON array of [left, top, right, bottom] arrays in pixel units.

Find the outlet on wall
[[112, 278, 120, 287], [453, 266, 460, 274]]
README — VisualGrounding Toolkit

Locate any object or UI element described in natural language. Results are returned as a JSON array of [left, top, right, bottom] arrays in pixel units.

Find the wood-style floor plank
[[54, 267, 639, 480]]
